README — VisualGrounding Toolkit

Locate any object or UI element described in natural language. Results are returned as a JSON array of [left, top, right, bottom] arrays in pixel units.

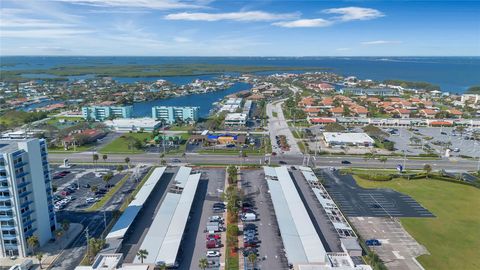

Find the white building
[[103, 118, 162, 132], [323, 132, 375, 147], [0, 139, 56, 257], [224, 113, 247, 126], [220, 98, 243, 113]]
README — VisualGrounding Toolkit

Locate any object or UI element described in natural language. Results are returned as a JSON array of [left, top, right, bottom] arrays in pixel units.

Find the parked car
[[206, 251, 220, 257], [206, 239, 220, 249], [279, 161, 287, 165], [341, 160, 351, 164], [365, 239, 381, 246], [206, 234, 221, 240], [85, 197, 97, 204]]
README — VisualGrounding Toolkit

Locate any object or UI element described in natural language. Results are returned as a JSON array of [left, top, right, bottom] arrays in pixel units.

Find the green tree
[[90, 185, 98, 194], [198, 258, 208, 270], [116, 165, 124, 172], [423, 164, 432, 179], [36, 252, 44, 269], [379, 156, 388, 168], [136, 249, 148, 264], [125, 157, 131, 168], [102, 154, 108, 163], [27, 235, 39, 255], [87, 237, 105, 261], [103, 172, 114, 188], [248, 252, 257, 269], [61, 220, 70, 239], [324, 123, 346, 132]]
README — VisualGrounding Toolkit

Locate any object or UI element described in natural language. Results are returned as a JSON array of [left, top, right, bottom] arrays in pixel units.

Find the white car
[[206, 251, 220, 257]]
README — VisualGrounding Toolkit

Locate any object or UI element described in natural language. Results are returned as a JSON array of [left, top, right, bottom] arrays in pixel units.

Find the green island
[[352, 173, 480, 270], [0, 63, 329, 81], [466, 85, 480, 94], [383, 79, 441, 91]]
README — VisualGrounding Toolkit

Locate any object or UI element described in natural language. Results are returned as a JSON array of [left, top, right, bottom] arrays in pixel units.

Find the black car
[[341, 160, 351, 164], [279, 161, 287, 165], [371, 204, 381, 209]]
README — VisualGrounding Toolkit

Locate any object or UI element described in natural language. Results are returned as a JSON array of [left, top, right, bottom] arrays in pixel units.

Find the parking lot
[[50, 164, 129, 211], [319, 169, 434, 218], [178, 168, 226, 270], [351, 217, 428, 270], [386, 127, 480, 157], [241, 169, 289, 270]]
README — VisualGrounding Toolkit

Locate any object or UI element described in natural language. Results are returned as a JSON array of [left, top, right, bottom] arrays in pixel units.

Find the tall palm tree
[[103, 172, 113, 189], [423, 164, 432, 179], [36, 252, 44, 269], [61, 220, 70, 239], [27, 235, 39, 255], [92, 153, 99, 171], [248, 253, 257, 269], [102, 154, 108, 165], [136, 249, 148, 264], [198, 258, 208, 270], [125, 157, 131, 169]]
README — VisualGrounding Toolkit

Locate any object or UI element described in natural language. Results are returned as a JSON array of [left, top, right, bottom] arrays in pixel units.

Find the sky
[[0, 0, 479, 56]]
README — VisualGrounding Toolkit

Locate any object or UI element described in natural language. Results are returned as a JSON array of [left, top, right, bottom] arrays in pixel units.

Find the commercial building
[[103, 118, 162, 132], [0, 139, 56, 257], [224, 113, 247, 126], [151, 106, 199, 124], [323, 132, 375, 147], [340, 88, 399, 97], [220, 98, 243, 113], [82, 105, 133, 121]]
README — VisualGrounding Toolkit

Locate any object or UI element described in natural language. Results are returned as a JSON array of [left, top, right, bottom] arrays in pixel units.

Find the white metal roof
[[263, 166, 277, 179], [275, 166, 326, 263], [106, 167, 166, 240], [156, 173, 200, 265], [323, 132, 374, 145], [134, 193, 180, 264], [267, 179, 308, 264], [299, 166, 318, 183], [173, 166, 192, 189]]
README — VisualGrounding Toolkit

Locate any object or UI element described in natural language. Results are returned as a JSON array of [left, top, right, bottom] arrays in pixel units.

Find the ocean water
[[1, 56, 479, 93]]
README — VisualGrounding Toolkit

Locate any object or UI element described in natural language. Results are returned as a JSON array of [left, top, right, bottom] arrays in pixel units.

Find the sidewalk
[[39, 223, 84, 269], [237, 167, 244, 270]]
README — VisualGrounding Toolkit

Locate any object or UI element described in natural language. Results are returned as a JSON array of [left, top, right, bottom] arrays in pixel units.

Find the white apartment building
[[0, 139, 56, 257]]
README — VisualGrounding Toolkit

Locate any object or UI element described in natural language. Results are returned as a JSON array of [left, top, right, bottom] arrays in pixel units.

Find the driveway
[[266, 100, 302, 156]]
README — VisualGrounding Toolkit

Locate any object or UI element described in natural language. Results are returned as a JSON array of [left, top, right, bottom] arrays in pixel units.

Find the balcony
[[0, 205, 12, 211], [22, 209, 34, 217], [0, 215, 14, 221], [17, 181, 31, 190], [19, 191, 32, 198], [0, 196, 12, 201], [20, 200, 33, 209], [0, 186, 9, 192], [1, 224, 16, 230], [16, 171, 29, 179], [14, 161, 28, 169], [2, 234, 17, 240]]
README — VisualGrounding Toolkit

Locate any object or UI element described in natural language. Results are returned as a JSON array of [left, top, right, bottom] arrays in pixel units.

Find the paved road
[[48, 151, 480, 171], [266, 100, 302, 155]]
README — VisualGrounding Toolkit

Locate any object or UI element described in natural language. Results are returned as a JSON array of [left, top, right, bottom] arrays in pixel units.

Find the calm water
[[133, 82, 251, 118], [2, 56, 479, 93]]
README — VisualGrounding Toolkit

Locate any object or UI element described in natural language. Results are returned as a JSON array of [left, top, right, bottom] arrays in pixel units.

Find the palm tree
[[102, 154, 108, 165], [125, 157, 131, 169], [92, 153, 99, 171], [90, 185, 98, 195], [54, 229, 64, 247], [27, 235, 39, 255], [379, 156, 388, 168], [136, 249, 148, 264], [36, 252, 44, 269], [61, 220, 70, 239], [198, 258, 208, 270], [423, 164, 432, 179], [248, 253, 257, 269], [103, 172, 113, 189]]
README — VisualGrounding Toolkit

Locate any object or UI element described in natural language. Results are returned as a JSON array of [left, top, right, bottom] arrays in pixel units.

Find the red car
[[206, 234, 221, 240], [206, 239, 220, 249]]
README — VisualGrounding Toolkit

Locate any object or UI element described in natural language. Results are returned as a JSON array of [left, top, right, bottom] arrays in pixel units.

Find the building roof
[[106, 167, 166, 241], [323, 132, 375, 145], [104, 117, 161, 128], [225, 113, 247, 121], [309, 118, 336, 124], [266, 167, 326, 264]]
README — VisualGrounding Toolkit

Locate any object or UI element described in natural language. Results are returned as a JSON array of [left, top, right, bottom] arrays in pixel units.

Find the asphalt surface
[[319, 169, 434, 218], [178, 168, 225, 270], [266, 100, 302, 155], [290, 169, 342, 252], [241, 169, 289, 270], [50, 165, 150, 270]]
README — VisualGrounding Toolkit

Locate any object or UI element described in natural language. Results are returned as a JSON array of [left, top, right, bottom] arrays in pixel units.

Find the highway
[[48, 152, 480, 171]]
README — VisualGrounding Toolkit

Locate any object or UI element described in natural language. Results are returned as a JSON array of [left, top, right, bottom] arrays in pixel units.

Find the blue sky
[[1, 0, 479, 56]]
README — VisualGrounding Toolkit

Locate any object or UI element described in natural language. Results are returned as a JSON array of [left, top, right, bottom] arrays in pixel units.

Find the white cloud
[[1, 29, 94, 38], [336, 47, 351, 51], [165, 11, 300, 22], [272, 18, 332, 28], [361, 40, 401, 45], [53, 0, 205, 10], [174, 36, 191, 43], [323, 7, 384, 21]]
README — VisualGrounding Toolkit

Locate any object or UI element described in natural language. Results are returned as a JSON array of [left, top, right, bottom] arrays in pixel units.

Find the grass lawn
[[100, 133, 154, 154], [46, 116, 84, 125], [354, 176, 480, 270], [168, 125, 195, 131], [48, 144, 93, 153], [88, 173, 131, 212]]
